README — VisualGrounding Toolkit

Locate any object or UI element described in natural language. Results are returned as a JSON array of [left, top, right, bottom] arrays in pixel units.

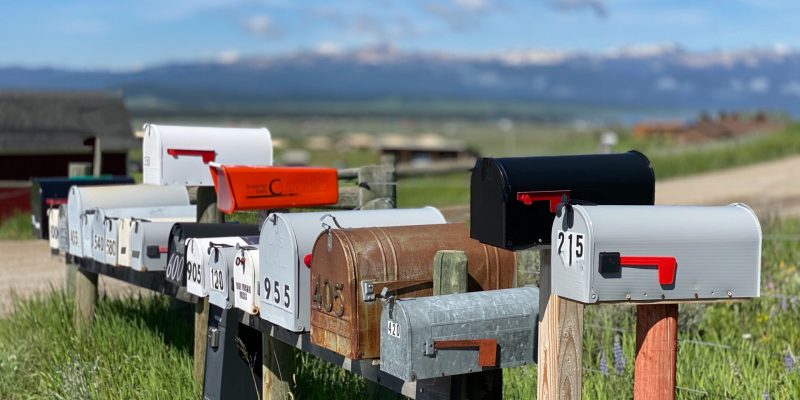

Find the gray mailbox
[[380, 286, 539, 381], [208, 237, 258, 309], [551, 203, 762, 304]]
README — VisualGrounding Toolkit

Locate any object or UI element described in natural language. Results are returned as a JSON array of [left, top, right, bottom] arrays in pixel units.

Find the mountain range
[[2, 43, 799, 118]]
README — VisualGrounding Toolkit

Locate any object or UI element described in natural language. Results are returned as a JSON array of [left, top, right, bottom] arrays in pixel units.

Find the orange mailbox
[[209, 163, 339, 213]]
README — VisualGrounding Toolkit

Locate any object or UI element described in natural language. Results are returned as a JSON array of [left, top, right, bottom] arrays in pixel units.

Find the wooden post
[[74, 268, 98, 330], [537, 249, 583, 400], [194, 186, 224, 384], [262, 331, 296, 400], [434, 250, 502, 400], [634, 304, 678, 400], [357, 164, 396, 209], [65, 162, 92, 296]]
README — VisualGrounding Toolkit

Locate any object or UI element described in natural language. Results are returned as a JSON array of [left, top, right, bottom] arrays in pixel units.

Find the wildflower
[[613, 336, 626, 375], [599, 351, 608, 376], [785, 351, 794, 372], [781, 297, 788, 311]]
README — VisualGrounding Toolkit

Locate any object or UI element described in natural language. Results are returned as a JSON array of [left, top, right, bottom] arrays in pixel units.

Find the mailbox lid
[[31, 176, 133, 239], [165, 223, 260, 286], [380, 286, 539, 381], [552, 204, 762, 303], [259, 207, 447, 332], [130, 221, 176, 271], [233, 247, 260, 314], [117, 219, 134, 267], [470, 151, 655, 250], [57, 204, 69, 253], [210, 164, 339, 213], [47, 208, 60, 250], [309, 223, 517, 359], [67, 184, 190, 256], [143, 124, 273, 186]]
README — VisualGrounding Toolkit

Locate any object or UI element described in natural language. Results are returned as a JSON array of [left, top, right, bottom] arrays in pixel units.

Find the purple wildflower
[[599, 351, 608, 376], [781, 297, 788, 311], [785, 351, 794, 372], [613, 336, 625, 374]]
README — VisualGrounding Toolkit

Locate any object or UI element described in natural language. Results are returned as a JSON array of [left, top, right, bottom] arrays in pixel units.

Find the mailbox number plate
[[557, 230, 585, 267], [387, 320, 401, 338], [210, 267, 225, 292], [264, 275, 291, 309]]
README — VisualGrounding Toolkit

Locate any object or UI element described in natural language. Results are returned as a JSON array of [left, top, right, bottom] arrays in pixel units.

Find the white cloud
[[749, 77, 770, 93], [315, 41, 342, 55], [244, 15, 282, 37], [454, 0, 489, 11], [216, 49, 240, 64]]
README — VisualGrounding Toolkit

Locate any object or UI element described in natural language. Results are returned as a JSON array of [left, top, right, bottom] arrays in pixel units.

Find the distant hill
[[2, 44, 799, 118]]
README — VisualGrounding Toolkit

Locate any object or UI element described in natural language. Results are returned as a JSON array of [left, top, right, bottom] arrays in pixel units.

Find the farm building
[[376, 133, 477, 165], [0, 91, 137, 217]]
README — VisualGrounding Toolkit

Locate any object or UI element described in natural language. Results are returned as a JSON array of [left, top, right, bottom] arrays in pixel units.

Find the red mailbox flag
[[209, 163, 339, 214]]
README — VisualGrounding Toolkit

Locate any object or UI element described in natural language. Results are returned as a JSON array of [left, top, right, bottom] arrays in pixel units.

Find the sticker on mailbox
[[557, 230, 585, 267], [210, 267, 225, 293], [387, 320, 401, 339]]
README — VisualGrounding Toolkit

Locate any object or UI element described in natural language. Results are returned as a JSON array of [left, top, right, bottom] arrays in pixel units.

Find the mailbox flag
[[209, 163, 339, 213]]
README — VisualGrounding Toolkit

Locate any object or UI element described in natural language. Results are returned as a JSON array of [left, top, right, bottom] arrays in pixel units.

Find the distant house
[[376, 133, 477, 165], [0, 91, 136, 216]]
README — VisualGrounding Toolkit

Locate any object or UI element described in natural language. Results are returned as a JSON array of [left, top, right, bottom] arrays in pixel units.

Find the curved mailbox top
[[143, 124, 273, 186], [551, 203, 762, 304], [209, 163, 339, 213], [470, 150, 655, 250]]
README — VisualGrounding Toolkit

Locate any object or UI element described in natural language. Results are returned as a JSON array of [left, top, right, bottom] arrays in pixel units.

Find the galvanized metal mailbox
[[309, 223, 517, 360], [142, 124, 273, 186], [92, 205, 196, 264], [30, 176, 133, 239], [165, 223, 260, 287], [208, 237, 259, 309], [186, 234, 259, 298], [233, 245, 260, 314], [67, 184, 190, 259], [47, 207, 60, 254], [259, 207, 447, 333], [380, 286, 540, 381], [551, 203, 762, 304], [208, 163, 339, 213], [470, 151, 655, 250]]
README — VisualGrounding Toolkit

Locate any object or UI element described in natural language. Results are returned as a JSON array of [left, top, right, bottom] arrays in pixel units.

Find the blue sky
[[0, 0, 797, 69]]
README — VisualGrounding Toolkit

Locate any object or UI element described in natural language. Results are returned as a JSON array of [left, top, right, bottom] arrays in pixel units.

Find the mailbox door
[[187, 236, 256, 297], [140, 223, 179, 272], [92, 212, 109, 262], [104, 218, 119, 265], [259, 207, 447, 332], [233, 248, 260, 314], [552, 204, 762, 303], [47, 208, 60, 251], [143, 124, 273, 186], [117, 219, 133, 267], [58, 204, 69, 253], [208, 247, 237, 309], [80, 213, 94, 260]]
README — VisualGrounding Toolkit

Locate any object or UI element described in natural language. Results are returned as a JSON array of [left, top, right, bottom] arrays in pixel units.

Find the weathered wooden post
[[73, 157, 100, 330], [634, 304, 678, 400], [65, 162, 92, 297], [194, 186, 223, 384], [358, 164, 396, 210], [537, 249, 584, 400]]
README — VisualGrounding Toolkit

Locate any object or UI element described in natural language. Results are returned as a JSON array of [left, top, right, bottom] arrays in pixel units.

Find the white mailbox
[[58, 204, 69, 255], [259, 207, 446, 332], [67, 184, 190, 258], [551, 203, 762, 304], [129, 220, 179, 272], [118, 216, 195, 268], [91, 205, 197, 264], [186, 236, 257, 298], [81, 213, 95, 261], [47, 207, 60, 254], [142, 124, 273, 186], [208, 238, 259, 309], [116, 218, 135, 267], [233, 245, 260, 314]]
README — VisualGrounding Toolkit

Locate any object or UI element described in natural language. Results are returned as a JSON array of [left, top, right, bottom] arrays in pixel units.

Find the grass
[[0, 211, 33, 240], [1, 219, 797, 399]]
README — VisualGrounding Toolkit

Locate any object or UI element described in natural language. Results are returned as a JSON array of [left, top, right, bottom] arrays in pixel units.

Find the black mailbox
[[470, 151, 655, 250], [30, 176, 134, 239], [165, 222, 260, 287]]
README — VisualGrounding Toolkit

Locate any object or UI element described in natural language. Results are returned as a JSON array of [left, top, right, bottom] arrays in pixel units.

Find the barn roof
[[0, 91, 137, 154]]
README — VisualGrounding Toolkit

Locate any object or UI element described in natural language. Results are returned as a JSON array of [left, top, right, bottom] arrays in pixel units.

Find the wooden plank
[[263, 334, 296, 400], [537, 249, 583, 400], [358, 164, 396, 209], [634, 304, 678, 400], [74, 266, 98, 331], [194, 186, 224, 385]]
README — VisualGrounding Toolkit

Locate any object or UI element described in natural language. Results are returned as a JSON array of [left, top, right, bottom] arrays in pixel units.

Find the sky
[[0, 0, 797, 70]]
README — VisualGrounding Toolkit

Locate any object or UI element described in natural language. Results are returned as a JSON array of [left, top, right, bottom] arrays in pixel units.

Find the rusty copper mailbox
[[309, 223, 516, 360]]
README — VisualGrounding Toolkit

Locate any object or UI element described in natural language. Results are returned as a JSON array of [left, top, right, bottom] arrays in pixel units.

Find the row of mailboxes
[[470, 151, 655, 250], [257, 207, 447, 332], [31, 176, 133, 239], [309, 223, 517, 360], [380, 286, 539, 381], [551, 203, 762, 303], [143, 124, 273, 187], [67, 184, 190, 259]]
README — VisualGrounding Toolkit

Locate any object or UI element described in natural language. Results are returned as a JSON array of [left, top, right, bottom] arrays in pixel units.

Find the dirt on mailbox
[[0, 240, 151, 317]]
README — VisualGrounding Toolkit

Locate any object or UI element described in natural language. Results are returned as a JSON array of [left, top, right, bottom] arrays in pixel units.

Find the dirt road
[[2, 155, 798, 317]]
